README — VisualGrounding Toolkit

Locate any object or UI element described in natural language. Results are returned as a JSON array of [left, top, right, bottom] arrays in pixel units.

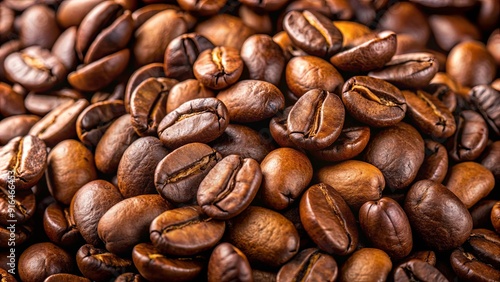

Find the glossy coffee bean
[[46, 139, 97, 205], [0, 41, 22, 81], [339, 248, 392, 282], [71, 180, 124, 247], [166, 79, 215, 114], [269, 106, 298, 149], [377, 2, 430, 44], [208, 243, 252, 282], [43, 202, 83, 247], [393, 259, 448, 282], [117, 137, 169, 198], [447, 40, 496, 87], [287, 89, 345, 150], [44, 273, 91, 282], [155, 142, 221, 204], [24, 88, 82, 116], [131, 4, 180, 30], [198, 155, 262, 219], [0, 222, 32, 248], [124, 63, 165, 113], [465, 229, 500, 269], [51, 26, 78, 72], [469, 85, 500, 136], [300, 183, 358, 255], [415, 139, 448, 183], [428, 14, 480, 52], [0, 82, 26, 117], [450, 247, 500, 281], [158, 98, 229, 149], [404, 250, 437, 266], [114, 272, 146, 282], [277, 248, 338, 282], [195, 14, 255, 50], [132, 243, 204, 282], [316, 160, 384, 211], [20, 4, 60, 49], [470, 200, 497, 229], [0, 135, 47, 190], [404, 180, 472, 251], [56, 0, 104, 28], [18, 242, 74, 282], [445, 162, 495, 208], [98, 194, 171, 255], [448, 110, 489, 162], [76, 244, 133, 282], [227, 206, 300, 267], [342, 76, 406, 127], [283, 10, 342, 58], [0, 115, 40, 145], [492, 201, 500, 233], [193, 46, 243, 90], [359, 197, 413, 259], [150, 206, 225, 256], [0, 188, 35, 225]]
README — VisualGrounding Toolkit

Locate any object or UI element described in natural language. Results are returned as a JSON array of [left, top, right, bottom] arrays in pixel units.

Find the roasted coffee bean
[[29, 98, 89, 147], [24, 88, 82, 116], [470, 200, 497, 229], [309, 125, 370, 162], [166, 79, 215, 114], [273, 31, 308, 60], [155, 142, 221, 204], [240, 0, 288, 11], [300, 183, 358, 255], [393, 259, 448, 282], [364, 122, 424, 190], [0, 268, 16, 282], [195, 14, 254, 50], [286, 56, 344, 98], [98, 194, 171, 255], [492, 201, 500, 233], [238, 6, 272, 34], [18, 242, 74, 282], [95, 114, 140, 174], [403, 89, 456, 138], [56, 0, 104, 28], [158, 98, 229, 149], [448, 110, 489, 162], [269, 106, 298, 149], [125, 63, 165, 113], [424, 83, 457, 113], [429, 14, 480, 52], [339, 248, 392, 282], [332, 21, 372, 49], [404, 251, 437, 266], [0, 115, 39, 145], [359, 197, 413, 259], [131, 4, 179, 29], [377, 2, 430, 44], [260, 148, 312, 210], [447, 40, 496, 87], [404, 180, 472, 251], [43, 202, 83, 247], [342, 76, 406, 127], [227, 206, 299, 267], [487, 28, 500, 65], [415, 139, 448, 183], [0, 135, 47, 190], [4, 46, 66, 92], [330, 31, 397, 72], [177, 0, 225, 16], [283, 10, 342, 58], [132, 242, 204, 282], [76, 100, 126, 147], [45, 274, 91, 282], [130, 77, 178, 136], [0, 82, 26, 117], [193, 46, 243, 90], [208, 243, 252, 282], [114, 272, 146, 282], [316, 160, 384, 211], [277, 248, 338, 282], [0, 40, 21, 81], [368, 53, 439, 89], [198, 155, 261, 219], [450, 247, 500, 281], [217, 80, 285, 123], [46, 139, 97, 205], [465, 229, 500, 269], [0, 222, 32, 248], [287, 89, 345, 150], [445, 162, 495, 208], [20, 4, 61, 49], [76, 244, 133, 282], [0, 188, 35, 225], [163, 33, 214, 81], [0, 5, 15, 42], [71, 180, 124, 247], [117, 137, 169, 198], [469, 85, 500, 136], [150, 206, 225, 256]]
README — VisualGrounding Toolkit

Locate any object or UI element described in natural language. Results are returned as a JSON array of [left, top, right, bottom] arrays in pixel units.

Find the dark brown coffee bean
[[131, 4, 179, 29], [45, 273, 91, 282], [0, 222, 32, 248], [0, 5, 15, 42], [445, 162, 495, 209], [166, 79, 215, 114], [403, 89, 456, 138], [71, 180, 124, 247], [429, 14, 480, 52], [98, 194, 171, 255], [0, 40, 21, 81], [4, 46, 66, 92], [287, 89, 345, 150], [177, 0, 225, 16], [18, 242, 74, 282], [277, 248, 338, 282], [217, 80, 285, 123], [117, 137, 169, 198], [129, 77, 178, 137], [29, 99, 89, 147], [404, 250, 437, 266], [240, 0, 288, 11], [125, 63, 165, 113], [155, 142, 221, 204], [470, 200, 497, 229], [150, 205, 225, 256], [158, 98, 229, 149], [285, 56, 344, 98], [283, 10, 342, 58], [56, 0, 104, 28], [448, 110, 489, 162], [342, 76, 407, 127], [208, 243, 252, 282], [393, 259, 448, 282], [198, 155, 262, 219], [195, 14, 255, 50], [132, 242, 204, 282], [43, 202, 83, 247], [364, 122, 424, 190], [163, 33, 214, 81], [330, 31, 397, 72], [20, 4, 60, 49], [0, 188, 35, 225], [310, 124, 370, 162], [114, 272, 146, 282], [359, 197, 413, 259], [339, 248, 392, 282], [227, 206, 299, 267], [24, 88, 83, 116], [76, 244, 133, 282], [300, 183, 358, 255], [465, 229, 500, 269], [316, 160, 384, 211], [193, 46, 243, 90], [269, 106, 298, 149], [492, 201, 500, 234], [487, 28, 500, 66], [378, 2, 430, 44], [404, 180, 473, 251], [424, 83, 457, 113], [0, 81, 26, 118], [0, 135, 47, 190], [76, 100, 126, 147], [415, 139, 448, 183], [273, 31, 309, 60], [470, 85, 500, 136], [447, 40, 496, 87], [450, 247, 500, 282], [481, 141, 500, 181]]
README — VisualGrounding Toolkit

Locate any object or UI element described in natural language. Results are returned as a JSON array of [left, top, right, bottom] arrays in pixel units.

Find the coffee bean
[[0, 188, 35, 225], [277, 248, 338, 282], [18, 242, 74, 282], [450, 247, 500, 281], [45, 274, 91, 282], [393, 259, 448, 282], [492, 201, 500, 233], [20, 4, 60, 49], [0, 82, 26, 117], [193, 46, 243, 90], [124, 63, 165, 113], [43, 202, 83, 247], [448, 110, 489, 162], [339, 248, 392, 282], [166, 79, 215, 114], [0, 40, 21, 81], [195, 14, 255, 50], [445, 162, 495, 208], [470, 200, 497, 229], [404, 250, 437, 266], [469, 85, 500, 136], [76, 244, 133, 282], [114, 273, 146, 282], [447, 40, 496, 87], [51, 26, 78, 71], [208, 243, 253, 282], [24, 88, 82, 116], [0, 115, 40, 146], [415, 139, 449, 183], [131, 4, 180, 30]]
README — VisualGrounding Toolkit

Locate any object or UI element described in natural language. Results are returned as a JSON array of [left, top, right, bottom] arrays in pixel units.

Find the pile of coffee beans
[[0, 0, 499, 281]]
